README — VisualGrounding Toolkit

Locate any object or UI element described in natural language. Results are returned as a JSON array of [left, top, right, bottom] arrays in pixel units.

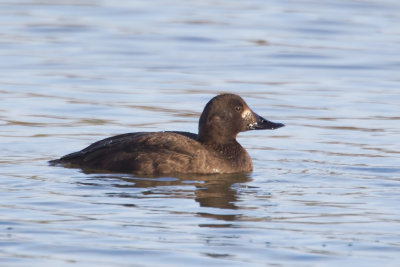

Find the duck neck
[[198, 133, 237, 146], [200, 138, 244, 159], [198, 125, 239, 145]]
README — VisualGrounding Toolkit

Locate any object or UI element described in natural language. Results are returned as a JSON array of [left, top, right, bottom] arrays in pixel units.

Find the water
[[1, 0, 400, 266]]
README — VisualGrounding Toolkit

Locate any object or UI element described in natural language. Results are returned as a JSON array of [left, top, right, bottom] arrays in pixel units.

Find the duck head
[[198, 94, 284, 144]]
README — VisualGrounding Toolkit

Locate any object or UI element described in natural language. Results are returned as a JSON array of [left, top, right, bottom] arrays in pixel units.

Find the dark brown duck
[[49, 94, 284, 175]]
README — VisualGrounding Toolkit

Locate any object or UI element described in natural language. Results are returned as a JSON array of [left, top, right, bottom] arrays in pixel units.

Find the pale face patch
[[241, 108, 252, 119]]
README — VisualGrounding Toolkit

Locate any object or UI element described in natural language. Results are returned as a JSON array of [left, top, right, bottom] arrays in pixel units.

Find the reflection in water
[[79, 172, 251, 221]]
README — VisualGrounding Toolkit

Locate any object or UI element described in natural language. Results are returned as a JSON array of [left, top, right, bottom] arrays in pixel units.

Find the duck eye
[[235, 106, 242, 112]]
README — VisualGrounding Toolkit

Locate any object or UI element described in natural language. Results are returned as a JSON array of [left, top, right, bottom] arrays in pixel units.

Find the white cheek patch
[[241, 109, 252, 119]]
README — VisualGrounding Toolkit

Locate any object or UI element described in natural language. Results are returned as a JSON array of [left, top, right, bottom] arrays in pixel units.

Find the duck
[[49, 93, 284, 175]]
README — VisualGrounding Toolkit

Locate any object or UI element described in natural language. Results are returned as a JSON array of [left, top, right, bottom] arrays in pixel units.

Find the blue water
[[1, 0, 400, 266]]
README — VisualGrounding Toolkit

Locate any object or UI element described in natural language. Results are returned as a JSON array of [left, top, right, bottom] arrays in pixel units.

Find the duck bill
[[248, 112, 285, 130]]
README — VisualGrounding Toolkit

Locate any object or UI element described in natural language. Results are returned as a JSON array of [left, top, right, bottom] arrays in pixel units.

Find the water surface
[[1, 0, 400, 266]]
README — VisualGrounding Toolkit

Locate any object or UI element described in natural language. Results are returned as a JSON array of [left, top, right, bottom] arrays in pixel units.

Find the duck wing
[[50, 131, 200, 174]]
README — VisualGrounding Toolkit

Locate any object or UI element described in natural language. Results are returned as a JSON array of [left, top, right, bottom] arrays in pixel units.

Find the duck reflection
[[80, 171, 251, 222]]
